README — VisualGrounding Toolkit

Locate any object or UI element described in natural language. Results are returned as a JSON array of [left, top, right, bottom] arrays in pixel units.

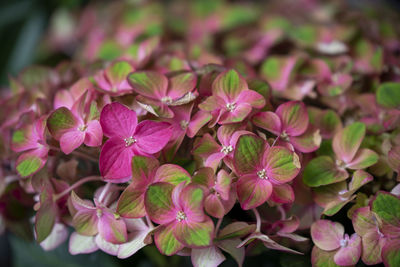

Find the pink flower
[[99, 102, 172, 182], [253, 101, 321, 153], [48, 93, 103, 154], [199, 69, 265, 125], [145, 182, 214, 255], [128, 71, 198, 118], [234, 134, 301, 210], [94, 61, 135, 96]]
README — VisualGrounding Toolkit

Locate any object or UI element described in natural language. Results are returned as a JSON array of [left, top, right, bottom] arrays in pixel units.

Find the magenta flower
[[198, 69, 265, 125], [94, 61, 135, 96], [11, 116, 49, 177], [253, 101, 321, 153], [99, 102, 172, 182], [128, 71, 198, 118], [311, 220, 361, 266], [145, 182, 214, 255], [192, 124, 252, 170], [47, 94, 103, 154], [234, 134, 301, 210]]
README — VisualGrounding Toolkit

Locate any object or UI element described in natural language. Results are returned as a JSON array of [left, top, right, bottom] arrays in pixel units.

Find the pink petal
[[205, 152, 226, 171], [212, 69, 247, 103], [333, 234, 361, 266], [84, 120, 103, 147], [60, 130, 85, 155], [346, 148, 378, 170], [270, 184, 295, 204], [236, 90, 265, 109], [128, 71, 168, 99], [311, 220, 344, 251], [179, 184, 205, 223], [219, 103, 252, 124], [252, 111, 282, 136], [191, 245, 226, 267], [54, 90, 74, 110], [276, 101, 308, 136], [99, 137, 134, 182], [98, 210, 128, 244], [332, 122, 365, 163], [290, 127, 321, 153], [133, 121, 172, 154], [215, 169, 232, 200], [154, 223, 184, 256], [100, 102, 138, 139], [173, 217, 214, 248], [205, 194, 225, 218], [236, 174, 273, 210], [167, 72, 197, 99], [187, 110, 212, 138]]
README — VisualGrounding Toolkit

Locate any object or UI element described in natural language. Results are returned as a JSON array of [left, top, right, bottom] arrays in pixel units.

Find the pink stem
[[54, 176, 102, 201], [253, 208, 262, 232]]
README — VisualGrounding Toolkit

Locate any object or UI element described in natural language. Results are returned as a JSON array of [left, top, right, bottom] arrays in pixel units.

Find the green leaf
[[376, 82, 400, 109], [303, 156, 349, 187]]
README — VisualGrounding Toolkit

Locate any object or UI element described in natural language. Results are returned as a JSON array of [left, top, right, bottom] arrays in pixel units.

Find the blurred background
[[0, 0, 399, 266]]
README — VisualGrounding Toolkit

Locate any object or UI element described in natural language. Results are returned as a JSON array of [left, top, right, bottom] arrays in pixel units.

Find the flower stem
[[215, 217, 223, 237], [252, 208, 261, 232], [271, 136, 279, 147], [146, 215, 154, 229], [98, 182, 111, 204], [53, 176, 102, 201]]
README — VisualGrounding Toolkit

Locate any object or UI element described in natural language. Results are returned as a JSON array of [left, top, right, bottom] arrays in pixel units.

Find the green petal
[[371, 191, 400, 226], [47, 107, 79, 140], [234, 134, 265, 174], [376, 82, 400, 109], [35, 200, 58, 243], [303, 156, 349, 187]]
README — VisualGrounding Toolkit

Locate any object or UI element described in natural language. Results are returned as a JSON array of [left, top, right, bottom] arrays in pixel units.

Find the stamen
[[226, 103, 236, 112], [257, 169, 267, 179], [220, 145, 233, 155], [161, 96, 173, 105], [96, 209, 103, 218], [176, 211, 187, 222], [124, 136, 137, 147], [280, 131, 290, 141], [180, 120, 189, 130], [340, 234, 349, 247], [78, 125, 88, 132]]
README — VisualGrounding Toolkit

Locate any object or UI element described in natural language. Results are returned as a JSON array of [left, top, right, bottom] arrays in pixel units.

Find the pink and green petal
[[154, 223, 184, 256], [128, 71, 168, 99], [217, 238, 245, 267], [16, 149, 48, 177], [332, 122, 366, 163], [382, 239, 400, 267], [234, 134, 266, 175], [205, 194, 225, 218], [179, 184, 205, 222], [215, 169, 232, 200], [236, 174, 273, 210], [145, 182, 176, 224], [212, 69, 247, 102], [276, 101, 308, 136], [361, 230, 385, 265], [252, 111, 282, 136], [98, 210, 128, 244], [348, 170, 373, 194], [311, 220, 344, 251], [174, 216, 214, 248], [100, 102, 138, 139], [187, 110, 212, 138], [270, 184, 295, 204], [167, 72, 197, 99], [216, 222, 256, 241], [192, 133, 221, 159], [371, 191, 400, 227], [192, 167, 215, 188], [131, 156, 159, 185], [117, 184, 146, 218], [47, 107, 79, 140], [333, 234, 361, 266], [219, 103, 252, 124], [264, 146, 301, 183], [154, 164, 191, 185], [35, 200, 58, 243], [105, 61, 134, 91], [346, 148, 378, 170], [303, 156, 349, 187], [311, 246, 340, 267], [290, 127, 322, 153], [237, 90, 265, 109], [73, 209, 99, 236]]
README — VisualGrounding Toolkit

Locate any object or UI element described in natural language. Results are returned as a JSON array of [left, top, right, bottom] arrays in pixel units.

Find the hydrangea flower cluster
[[1, 0, 400, 266]]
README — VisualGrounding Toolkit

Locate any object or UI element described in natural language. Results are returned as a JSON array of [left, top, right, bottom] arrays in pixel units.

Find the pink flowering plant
[[1, 1, 400, 267]]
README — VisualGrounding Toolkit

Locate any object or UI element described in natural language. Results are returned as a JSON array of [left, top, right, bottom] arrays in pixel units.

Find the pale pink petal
[[191, 246, 226, 267], [236, 90, 265, 109], [60, 130, 85, 155], [311, 220, 344, 251], [84, 120, 103, 147], [333, 234, 362, 266]]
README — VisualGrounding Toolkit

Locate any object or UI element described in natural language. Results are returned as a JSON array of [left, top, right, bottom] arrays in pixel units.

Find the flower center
[[338, 189, 349, 201], [220, 145, 233, 155], [78, 125, 87, 132], [96, 209, 103, 218], [124, 136, 137, 147], [180, 120, 189, 130], [257, 169, 267, 179], [340, 234, 349, 247], [161, 96, 173, 105], [176, 211, 187, 222], [226, 103, 236, 112], [280, 131, 290, 141], [335, 159, 346, 169]]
